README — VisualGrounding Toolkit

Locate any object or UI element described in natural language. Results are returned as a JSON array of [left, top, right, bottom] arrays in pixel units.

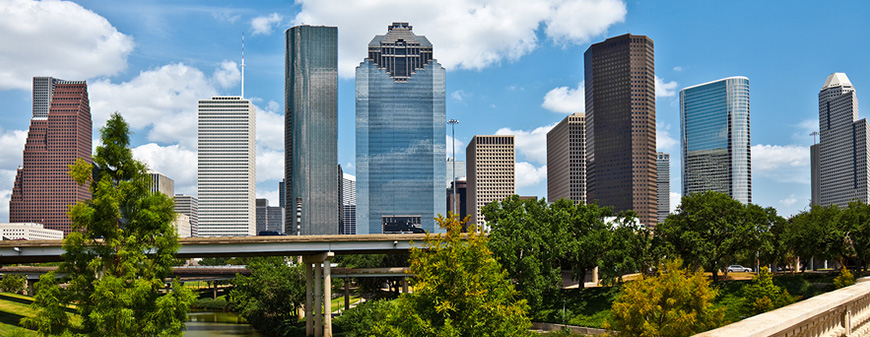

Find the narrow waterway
[[185, 311, 264, 337]]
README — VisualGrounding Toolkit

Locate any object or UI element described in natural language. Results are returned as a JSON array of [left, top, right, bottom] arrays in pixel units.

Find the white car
[[727, 265, 752, 273]]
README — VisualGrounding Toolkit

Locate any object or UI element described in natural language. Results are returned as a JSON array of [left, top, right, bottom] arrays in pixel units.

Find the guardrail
[[695, 277, 870, 337]]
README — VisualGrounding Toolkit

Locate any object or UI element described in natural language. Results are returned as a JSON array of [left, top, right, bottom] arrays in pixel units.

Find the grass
[[0, 293, 38, 336]]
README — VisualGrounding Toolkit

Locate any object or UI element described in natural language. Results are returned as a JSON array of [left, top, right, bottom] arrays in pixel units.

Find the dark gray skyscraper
[[285, 25, 339, 235], [356, 22, 446, 234]]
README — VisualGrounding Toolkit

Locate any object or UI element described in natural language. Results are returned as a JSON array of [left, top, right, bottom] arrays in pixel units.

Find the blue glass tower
[[356, 22, 447, 234], [680, 76, 751, 203]]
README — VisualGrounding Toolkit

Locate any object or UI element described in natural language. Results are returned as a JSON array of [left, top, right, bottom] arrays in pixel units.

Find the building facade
[[10, 78, 92, 235], [446, 158, 466, 188], [680, 76, 751, 204], [355, 22, 447, 234], [584, 34, 657, 226], [466, 135, 515, 230], [341, 173, 357, 235], [657, 152, 670, 224], [811, 143, 821, 205], [547, 112, 586, 204], [447, 179, 467, 223], [255, 199, 285, 234], [174, 194, 198, 237], [285, 25, 340, 235], [197, 96, 256, 236], [148, 171, 175, 197], [818, 73, 870, 207], [173, 214, 192, 238], [0, 223, 63, 240]]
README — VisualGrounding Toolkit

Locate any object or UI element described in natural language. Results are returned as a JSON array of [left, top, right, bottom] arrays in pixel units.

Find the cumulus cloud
[[655, 76, 678, 98], [292, 0, 626, 77], [133, 143, 197, 195], [255, 100, 284, 151], [0, 0, 134, 90], [0, 169, 18, 222], [495, 123, 556, 164], [451, 90, 471, 103], [257, 189, 280, 207], [515, 162, 547, 188], [213, 61, 241, 89], [780, 194, 798, 207], [89, 63, 220, 147], [446, 135, 465, 159], [669, 192, 681, 213], [752, 144, 810, 184], [656, 122, 678, 151], [251, 13, 283, 36], [0, 127, 27, 168], [542, 82, 584, 113], [257, 148, 284, 183]]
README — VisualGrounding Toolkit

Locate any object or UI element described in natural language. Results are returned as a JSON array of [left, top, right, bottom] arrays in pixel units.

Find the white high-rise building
[[466, 135, 515, 230], [197, 96, 256, 236], [341, 173, 356, 235], [818, 73, 869, 207]]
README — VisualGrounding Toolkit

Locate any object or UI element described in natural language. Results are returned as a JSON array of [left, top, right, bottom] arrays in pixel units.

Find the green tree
[[21, 272, 68, 335], [657, 191, 757, 281], [373, 214, 534, 336], [24, 113, 195, 336], [230, 256, 305, 335], [742, 267, 792, 316], [785, 204, 842, 270], [0, 274, 26, 294], [599, 210, 664, 284], [839, 201, 870, 270], [333, 299, 397, 337], [606, 259, 725, 337], [484, 196, 567, 310]]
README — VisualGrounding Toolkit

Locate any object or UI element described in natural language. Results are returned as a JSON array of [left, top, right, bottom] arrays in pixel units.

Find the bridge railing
[[694, 277, 870, 337]]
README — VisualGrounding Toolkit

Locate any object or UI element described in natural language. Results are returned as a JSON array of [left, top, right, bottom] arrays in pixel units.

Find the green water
[[185, 311, 264, 337]]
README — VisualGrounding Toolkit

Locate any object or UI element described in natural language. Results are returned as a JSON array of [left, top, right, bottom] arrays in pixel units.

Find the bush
[[742, 267, 793, 316], [834, 267, 856, 289], [333, 299, 397, 337], [192, 298, 230, 310], [0, 275, 26, 294]]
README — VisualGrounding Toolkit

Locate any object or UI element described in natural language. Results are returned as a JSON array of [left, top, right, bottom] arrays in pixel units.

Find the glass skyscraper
[[285, 25, 339, 235], [680, 76, 751, 203], [356, 22, 446, 234]]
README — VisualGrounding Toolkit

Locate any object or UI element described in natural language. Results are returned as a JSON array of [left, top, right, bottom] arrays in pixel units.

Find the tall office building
[[446, 158, 466, 188], [174, 194, 198, 237], [656, 153, 670, 224], [356, 22, 447, 234], [285, 25, 340, 235], [811, 143, 821, 205], [197, 96, 256, 236], [584, 34, 657, 225], [547, 112, 586, 204], [446, 179, 467, 222], [10, 78, 92, 235], [818, 73, 870, 207], [278, 179, 286, 209], [680, 77, 751, 204], [255, 199, 285, 234], [341, 173, 357, 235], [466, 135, 515, 229], [148, 171, 175, 197]]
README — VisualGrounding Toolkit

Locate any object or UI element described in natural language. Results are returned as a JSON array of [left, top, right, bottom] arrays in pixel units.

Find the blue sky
[[1, 0, 868, 222]]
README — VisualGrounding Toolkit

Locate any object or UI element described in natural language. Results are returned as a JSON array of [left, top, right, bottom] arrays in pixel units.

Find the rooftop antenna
[[810, 131, 820, 144], [241, 32, 245, 98]]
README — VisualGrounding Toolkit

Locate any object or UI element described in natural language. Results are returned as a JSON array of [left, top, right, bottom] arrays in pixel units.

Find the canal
[[186, 311, 263, 337]]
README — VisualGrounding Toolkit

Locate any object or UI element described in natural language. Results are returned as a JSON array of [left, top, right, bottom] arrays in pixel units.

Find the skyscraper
[[584, 34, 657, 226], [10, 78, 92, 235], [467, 135, 515, 229], [356, 22, 447, 234], [197, 96, 256, 236], [341, 173, 356, 235], [547, 112, 586, 204], [148, 171, 175, 197], [657, 152, 670, 224], [818, 73, 869, 207], [285, 25, 339, 235], [174, 194, 198, 237], [255, 199, 284, 234], [447, 179, 467, 223], [680, 76, 751, 203]]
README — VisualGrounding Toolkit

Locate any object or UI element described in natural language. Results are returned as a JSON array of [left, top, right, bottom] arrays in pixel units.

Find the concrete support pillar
[[324, 255, 333, 337], [212, 282, 217, 299], [402, 277, 409, 293], [305, 263, 313, 336], [344, 276, 350, 313], [315, 262, 322, 337]]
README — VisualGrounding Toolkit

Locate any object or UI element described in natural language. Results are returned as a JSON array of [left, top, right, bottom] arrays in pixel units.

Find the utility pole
[[810, 131, 820, 144]]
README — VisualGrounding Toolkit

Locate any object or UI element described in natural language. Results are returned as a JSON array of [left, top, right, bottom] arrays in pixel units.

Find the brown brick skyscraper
[[584, 34, 657, 226], [10, 79, 92, 235]]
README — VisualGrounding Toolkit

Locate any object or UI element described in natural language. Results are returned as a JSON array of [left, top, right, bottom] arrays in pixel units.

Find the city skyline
[[2, 1, 869, 222]]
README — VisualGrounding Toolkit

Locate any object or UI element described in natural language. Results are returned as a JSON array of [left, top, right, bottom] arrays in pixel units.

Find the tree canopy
[[23, 113, 195, 336], [230, 257, 306, 336]]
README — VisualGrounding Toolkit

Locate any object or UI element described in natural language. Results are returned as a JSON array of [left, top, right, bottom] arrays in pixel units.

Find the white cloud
[[89, 63, 219, 147], [495, 123, 556, 164], [780, 194, 798, 207], [256, 148, 284, 183], [292, 0, 626, 77], [542, 82, 584, 113], [752, 144, 810, 184], [669, 192, 681, 214], [446, 135, 465, 159], [213, 61, 240, 89], [255, 100, 284, 151], [656, 122, 678, 151], [0, 169, 18, 222], [250, 13, 283, 36], [132, 143, 197, 195], [0, 127, 27, 169], [212, 10, 241, 24], [451, 90, 471, 103], [655, 76, 678, 98], [257, 189, 280, 207], [0, 0, 134, 90], [515, 162, 546, 188], [673, 66, 683, 72]]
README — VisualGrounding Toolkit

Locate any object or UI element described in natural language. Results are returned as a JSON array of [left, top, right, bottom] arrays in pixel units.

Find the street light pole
[[447, 119, 459, 220]]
